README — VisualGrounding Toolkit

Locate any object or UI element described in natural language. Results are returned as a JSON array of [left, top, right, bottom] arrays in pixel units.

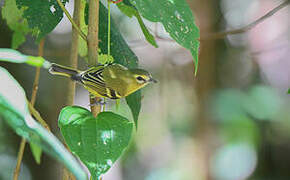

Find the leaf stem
[[55, 0, 87, 41], [13, 39, 45, 180], [87, 0, 101, 116]]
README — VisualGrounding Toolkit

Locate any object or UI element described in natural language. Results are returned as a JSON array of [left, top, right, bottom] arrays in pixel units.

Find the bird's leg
[[89, 96, 106, 106]]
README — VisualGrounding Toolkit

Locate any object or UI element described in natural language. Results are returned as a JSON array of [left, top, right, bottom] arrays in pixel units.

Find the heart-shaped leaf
[[58, 106, 133, 180], [0, 67, 87, 180]]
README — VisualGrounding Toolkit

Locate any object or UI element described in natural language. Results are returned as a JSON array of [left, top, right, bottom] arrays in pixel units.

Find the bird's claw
[[89, 98, 106, 106]]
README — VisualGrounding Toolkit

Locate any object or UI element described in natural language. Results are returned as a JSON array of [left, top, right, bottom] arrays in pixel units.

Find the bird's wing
[[81, 65, 121, 99], [81, 66, 107, 96]]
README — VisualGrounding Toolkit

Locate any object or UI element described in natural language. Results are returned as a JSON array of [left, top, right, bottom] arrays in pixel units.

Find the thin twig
[[13, 39, 45, 180], [201, 0, 290, 40], [55, 0, 87, 41], [30, 39, 45, 105], [87, 0, 101, 117], [13, 139, 26, 180]]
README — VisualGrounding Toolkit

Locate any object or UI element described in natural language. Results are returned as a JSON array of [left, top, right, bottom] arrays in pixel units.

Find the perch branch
[[87, 0, 102, 116]]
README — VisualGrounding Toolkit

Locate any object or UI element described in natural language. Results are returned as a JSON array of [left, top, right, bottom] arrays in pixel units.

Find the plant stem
[[62, 0, 82, 179], [55, 0, 87, 41], [87, 0, 101, 117], [13, 138, 26, 180], [13, 39, 45, 180]]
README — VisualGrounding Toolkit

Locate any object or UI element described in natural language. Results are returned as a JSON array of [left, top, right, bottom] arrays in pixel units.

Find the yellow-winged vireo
[[48, 63, 157, 99]]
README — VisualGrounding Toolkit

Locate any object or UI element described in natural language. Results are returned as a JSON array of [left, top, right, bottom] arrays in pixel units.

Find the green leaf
[[29, 142, 42, 164], [0, 48, 51, 68], [129, 0, 200, 74], [1, 0, 30, 49], [288, 89, 290, 94], [0, 67, 87, 180], [117, 1, 158, 48], [58, 106, 133, 179], [15, 0, 69, 41], [126, 91, 141, 129]]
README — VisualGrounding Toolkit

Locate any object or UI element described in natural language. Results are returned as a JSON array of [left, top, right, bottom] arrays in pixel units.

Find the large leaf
[[0, 67, 87, 180], [13, 0, 68, 42], [129, 0, 200, 73], [58, 106, 133, 179]]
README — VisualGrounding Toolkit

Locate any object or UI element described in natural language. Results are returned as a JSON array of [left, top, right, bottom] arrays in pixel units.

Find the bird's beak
[[149, 78, 157, 83]]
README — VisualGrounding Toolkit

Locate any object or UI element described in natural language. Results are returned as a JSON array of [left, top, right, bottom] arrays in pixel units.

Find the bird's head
[[129, 69, 157, 86]]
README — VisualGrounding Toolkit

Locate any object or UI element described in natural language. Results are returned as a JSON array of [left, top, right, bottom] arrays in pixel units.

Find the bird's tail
[[48, 63, 81, 81]]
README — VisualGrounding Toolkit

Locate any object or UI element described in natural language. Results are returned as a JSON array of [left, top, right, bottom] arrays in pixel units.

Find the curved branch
[[201, 0, 290, 40]]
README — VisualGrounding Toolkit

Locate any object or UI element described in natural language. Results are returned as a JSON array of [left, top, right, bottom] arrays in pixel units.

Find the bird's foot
[[89, 97, 106, 106]]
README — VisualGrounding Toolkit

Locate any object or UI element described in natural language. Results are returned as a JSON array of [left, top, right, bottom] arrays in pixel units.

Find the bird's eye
[[136, 76, 145, 81]]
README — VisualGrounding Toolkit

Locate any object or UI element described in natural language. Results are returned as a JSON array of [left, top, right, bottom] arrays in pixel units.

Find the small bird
[[49, 63, 157, 99]]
